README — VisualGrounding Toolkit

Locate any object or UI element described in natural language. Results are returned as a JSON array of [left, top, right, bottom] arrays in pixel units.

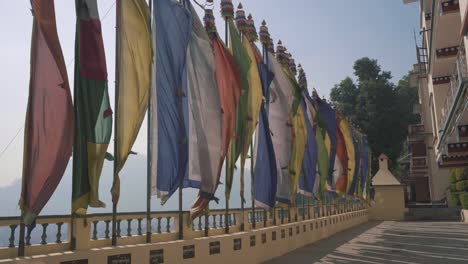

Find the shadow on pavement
[[265, 221, 468, 264]]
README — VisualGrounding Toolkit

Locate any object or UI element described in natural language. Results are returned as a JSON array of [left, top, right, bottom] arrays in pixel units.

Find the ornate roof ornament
[[268, 37, 275, 53], [259, 20, 271, 47], [246, 14, 258, 42], [276, 40, 289, 66], [235, 3, 248, 34], [289, 54, 297, 76], [298, 64, 307, 90], [221, 0, 234, 19], [204, 8, 217, 36]]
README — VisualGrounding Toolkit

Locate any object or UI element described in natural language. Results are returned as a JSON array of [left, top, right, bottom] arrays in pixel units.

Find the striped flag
[[72, 0, 112, 215], [20, 0, 74, 225], [112, 0, 152, 203]]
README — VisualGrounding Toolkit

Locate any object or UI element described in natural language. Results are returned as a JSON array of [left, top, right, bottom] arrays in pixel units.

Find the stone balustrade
[[0, 200, 369, 263]]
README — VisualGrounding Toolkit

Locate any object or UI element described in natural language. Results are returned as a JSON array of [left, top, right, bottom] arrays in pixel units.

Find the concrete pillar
[[369, 154, 406, 221]]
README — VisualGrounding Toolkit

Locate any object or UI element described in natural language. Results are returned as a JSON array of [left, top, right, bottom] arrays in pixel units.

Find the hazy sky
[[0, 0, 419, 188]]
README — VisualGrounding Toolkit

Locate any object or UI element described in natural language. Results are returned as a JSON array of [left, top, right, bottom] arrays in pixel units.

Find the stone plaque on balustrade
[[108, 253, 131, 264], [150, 249, 164, 264], [61, 260, 88, 264]]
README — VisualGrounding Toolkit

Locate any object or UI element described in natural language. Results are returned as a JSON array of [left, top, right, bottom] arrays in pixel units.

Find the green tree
[[330, 57, 418, 173]]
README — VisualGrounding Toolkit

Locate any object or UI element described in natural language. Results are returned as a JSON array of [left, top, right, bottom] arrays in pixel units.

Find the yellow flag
[[112, 0, 152, 203], [239, 40, 263, 199], [290, 107, 307, 196], [339, 118, 355, 193]]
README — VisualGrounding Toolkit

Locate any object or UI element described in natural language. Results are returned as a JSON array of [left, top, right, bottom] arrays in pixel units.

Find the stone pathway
[[265, 221, 468, 264]]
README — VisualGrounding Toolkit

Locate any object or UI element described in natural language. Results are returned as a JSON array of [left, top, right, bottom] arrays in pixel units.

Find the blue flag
[[348, 130, 361, 196], [299, 93, 318, 197], [152, 0, 192, 203], [254, 63, 277, 209]]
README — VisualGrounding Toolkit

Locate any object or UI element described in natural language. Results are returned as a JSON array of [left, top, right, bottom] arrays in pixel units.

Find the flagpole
[[224, 15, 230, 235], [112, 0, 121, 247], [178, 0, 187, 240], [146, 0, 153, 244], [18, 223, 25, 257]]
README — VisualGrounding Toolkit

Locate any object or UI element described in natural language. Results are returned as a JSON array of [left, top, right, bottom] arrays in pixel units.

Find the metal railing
[[438, 42, 468, 149]]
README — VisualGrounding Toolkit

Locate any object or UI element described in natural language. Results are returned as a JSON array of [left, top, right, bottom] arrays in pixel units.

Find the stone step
[[404, 208, 462, 221]]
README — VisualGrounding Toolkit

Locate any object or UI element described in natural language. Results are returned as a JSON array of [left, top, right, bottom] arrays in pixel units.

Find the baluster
[[55, 222, 63, 243], [198, 216, 202, 231], [8, 225, 17, 248], [219, 214, 223, 228], [137, 218, 143, 236], [157, 217, 162, 233], [166, 217, 171, 233], [204, 215, 209, 237], [104, 220, 111, 239], [116, 220, 121, 237], [212, 215, 217, 229], [92, 221, 98, 240], [40, 223, 49, 245], [126, 219, 132, 237], [26, 225, 32, 246]]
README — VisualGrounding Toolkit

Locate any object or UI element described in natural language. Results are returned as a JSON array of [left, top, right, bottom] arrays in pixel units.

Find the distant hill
[[0, 155, 250, 217], [0, 155, 251, 247]]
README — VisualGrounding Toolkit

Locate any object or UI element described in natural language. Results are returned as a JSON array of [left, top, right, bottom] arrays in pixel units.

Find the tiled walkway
[[266, 221, 468, 264]]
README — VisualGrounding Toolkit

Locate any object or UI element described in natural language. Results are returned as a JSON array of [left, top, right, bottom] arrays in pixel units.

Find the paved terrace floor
[[265, 221, 468, 264]]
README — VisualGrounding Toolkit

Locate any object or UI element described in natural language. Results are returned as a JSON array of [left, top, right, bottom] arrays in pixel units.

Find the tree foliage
[[330, 58, 418, 173]]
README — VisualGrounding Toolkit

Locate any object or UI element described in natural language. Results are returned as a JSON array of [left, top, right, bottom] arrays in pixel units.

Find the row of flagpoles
[[18, 0, 371, 256]]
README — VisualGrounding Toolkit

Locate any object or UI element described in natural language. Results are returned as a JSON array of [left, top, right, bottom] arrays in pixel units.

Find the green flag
[[72, 0, 112, 215], [226, 20, 251, 200], [314, 108, 329, 199]]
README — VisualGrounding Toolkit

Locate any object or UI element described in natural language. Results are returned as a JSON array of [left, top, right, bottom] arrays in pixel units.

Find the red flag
[[20, 0, 74, 225]]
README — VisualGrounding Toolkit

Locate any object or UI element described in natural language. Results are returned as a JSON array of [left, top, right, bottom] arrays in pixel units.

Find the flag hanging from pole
[[190, 9, 241, 219], [339, 117, 355, 195], [72, 0, 112, 215], [239, 38, 262, 205], [298, 68, 318, 198], [112, 0, 152, 204], [360, 135, 369, 199], [334, 115, 348, 194], [307, 93, 328, 199], [268, 52, 294, 205], [315, 95, 337, 192], [20, 0, 74, 225], [186, 2, 222, 208], [348, 129, 362, 196], [303, 91, 320, 198], [150, 0, 192, 203], [253, 59, 277, 209], [226, 19, 251, 200]]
